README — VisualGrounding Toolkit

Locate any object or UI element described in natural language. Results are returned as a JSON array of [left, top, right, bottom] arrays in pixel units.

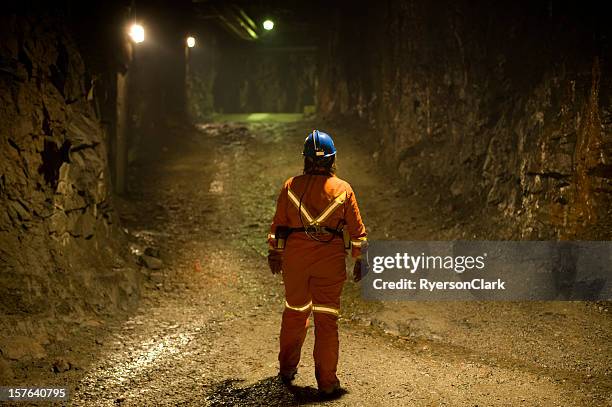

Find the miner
[[267, 130, 368, 396]]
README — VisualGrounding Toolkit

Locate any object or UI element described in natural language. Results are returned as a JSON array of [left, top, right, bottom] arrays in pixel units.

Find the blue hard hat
[[303, 130, 336, 158]]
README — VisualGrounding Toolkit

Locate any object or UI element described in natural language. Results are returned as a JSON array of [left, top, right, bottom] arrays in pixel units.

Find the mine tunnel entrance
[[1, 1, 611, 405]]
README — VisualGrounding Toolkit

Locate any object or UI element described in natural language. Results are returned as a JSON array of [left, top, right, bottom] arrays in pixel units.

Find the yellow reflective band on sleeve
[[287, 188, 315, 223], [285, 300, 312, 312], [351, 237, 367, 247], [314, 191, 347, 224], [312, 305, 340, 316]]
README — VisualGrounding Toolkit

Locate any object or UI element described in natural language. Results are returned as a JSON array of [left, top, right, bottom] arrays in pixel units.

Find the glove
[[267, 250, 283, 275], [353, 259, 363, 282]]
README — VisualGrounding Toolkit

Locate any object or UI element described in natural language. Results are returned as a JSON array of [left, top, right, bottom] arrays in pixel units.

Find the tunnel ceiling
[[192, 0, 328, 46]]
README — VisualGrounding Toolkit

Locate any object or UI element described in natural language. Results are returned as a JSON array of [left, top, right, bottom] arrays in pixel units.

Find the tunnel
[[0, 0, 611, 405]]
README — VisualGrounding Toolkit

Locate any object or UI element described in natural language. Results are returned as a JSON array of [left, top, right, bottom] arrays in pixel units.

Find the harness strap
[[287, 188, 315, 224], [287, 187, 347, 226], [290, 226, 342, 235]]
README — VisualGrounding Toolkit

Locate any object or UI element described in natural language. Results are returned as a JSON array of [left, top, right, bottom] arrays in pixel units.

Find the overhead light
[[263, 20, 274, 31], [129, 24, 145, 43], [187, 36, 196, 48]]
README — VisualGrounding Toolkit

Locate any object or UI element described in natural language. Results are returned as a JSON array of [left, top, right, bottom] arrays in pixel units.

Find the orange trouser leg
[[310, 255, 346, 391], [313, 312, 340, 389], [279, 308, 309, 374], [279, 249, 311, 375]]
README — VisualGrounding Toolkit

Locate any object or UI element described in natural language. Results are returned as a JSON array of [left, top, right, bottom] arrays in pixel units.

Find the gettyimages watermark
[[361, 241, 612, 301]]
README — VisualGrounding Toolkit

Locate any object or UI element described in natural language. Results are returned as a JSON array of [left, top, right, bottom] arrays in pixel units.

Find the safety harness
[[283, 187, 347, 241], [288, 188, 346, 227]]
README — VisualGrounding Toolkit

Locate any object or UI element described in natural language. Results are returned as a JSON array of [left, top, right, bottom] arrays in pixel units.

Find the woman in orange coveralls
[[267, 130, 367, 396]]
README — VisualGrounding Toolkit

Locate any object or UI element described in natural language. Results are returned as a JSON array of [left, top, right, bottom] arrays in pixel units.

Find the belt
[[289, 226, 343, 237]]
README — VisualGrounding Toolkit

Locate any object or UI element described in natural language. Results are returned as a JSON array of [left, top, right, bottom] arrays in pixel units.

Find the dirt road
[[58, 116, 610, 406]]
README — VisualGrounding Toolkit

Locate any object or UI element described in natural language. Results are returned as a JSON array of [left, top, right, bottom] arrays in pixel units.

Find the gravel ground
[[10, 117, 610, 406]]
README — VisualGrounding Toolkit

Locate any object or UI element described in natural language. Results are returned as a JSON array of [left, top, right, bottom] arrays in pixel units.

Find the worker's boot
[[279, 368, 297, 385], [318, 380, 341, 398]]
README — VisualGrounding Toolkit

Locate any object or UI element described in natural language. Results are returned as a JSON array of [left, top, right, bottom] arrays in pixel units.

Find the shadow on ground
[[205, 376, 347, 406]]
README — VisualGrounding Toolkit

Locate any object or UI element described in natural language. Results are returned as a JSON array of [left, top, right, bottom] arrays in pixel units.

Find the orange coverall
[[269, 173, 367, 390]]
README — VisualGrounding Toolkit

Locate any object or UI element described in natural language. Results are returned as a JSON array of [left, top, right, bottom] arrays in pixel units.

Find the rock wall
[[0, 16, 140, 340], [186, 34, 218, 121], [318, 1, 611, 239]]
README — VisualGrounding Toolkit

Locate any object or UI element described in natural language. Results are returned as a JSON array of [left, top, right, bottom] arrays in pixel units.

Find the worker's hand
[[267, 250, 283, 275], [353, 259, 363, 282]]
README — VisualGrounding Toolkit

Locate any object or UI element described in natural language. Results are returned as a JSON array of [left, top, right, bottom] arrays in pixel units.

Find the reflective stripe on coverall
[[269, 174, 367, 390]]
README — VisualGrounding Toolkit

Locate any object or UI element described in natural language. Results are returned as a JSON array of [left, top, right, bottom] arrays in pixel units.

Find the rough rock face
[[186, 37, 218, 121], [318, 1, 611, 239], [0, 16, 140, 337]]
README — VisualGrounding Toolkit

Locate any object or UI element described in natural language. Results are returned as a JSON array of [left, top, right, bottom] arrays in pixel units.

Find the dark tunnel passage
[[0, 1, 611, 405]]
